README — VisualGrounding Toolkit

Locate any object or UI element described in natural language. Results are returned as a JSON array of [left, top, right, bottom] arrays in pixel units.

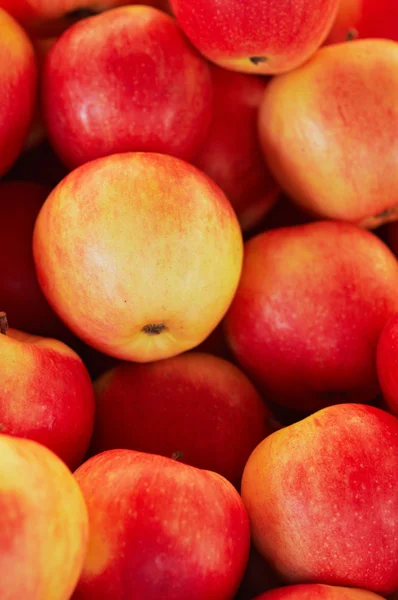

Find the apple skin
[[192, 65, 279, 232], [0, 9, 37, 176], [91, 351, 271, 487], [326, 0, 398, 44], [169, 0, 338, 75], [241, 404, 398, 595], [258, 39, 398, 228], [253, 584, 385, 599], [224, 221, 398, 412], [376, 313, 398, 417], [33, 152, 243, 363], [0, 434, 88, 599], [42, 5, 213, 169], [0, 324, 95, 470], [72, 449, 250, 600]]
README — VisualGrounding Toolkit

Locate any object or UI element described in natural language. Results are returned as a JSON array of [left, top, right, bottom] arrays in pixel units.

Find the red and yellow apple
[[258, 39, 398, 227], [0, 434, 88, 599], [326, 0, 398, 44], [42, 5, 213, 169], [73, 449, 250, 599], [253, 584, 385, 599], [241, 404, 398, 595], [192, 65, 279, 232], [33, 152, 243, 362], [225, 221, 398, 411], [169, 0, 339, 74], [91, 351, 271, 487], [0, 9, 37, 176], [0, 313, 95, 470]]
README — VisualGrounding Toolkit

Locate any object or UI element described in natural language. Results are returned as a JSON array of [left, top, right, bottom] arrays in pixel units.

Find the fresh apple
[[376, 313, 398, 417], [192, 65, 279, 232], [72, 449, 250, 599], [241, 404, 398, 595], [33, 152, 243, 362], [0, 312, 95, 470], [0, 9, 37, 176], [0, 181, 75, 340], [258, 39, 398, 228], [224, 221, 398, 411], [91, 351, 272, 487], [253, 584, 385, 599], [169, 0, 339, 75], [42, 5, 213, 169], [326, 0, 398, 44], [0, 434, 88, 599]]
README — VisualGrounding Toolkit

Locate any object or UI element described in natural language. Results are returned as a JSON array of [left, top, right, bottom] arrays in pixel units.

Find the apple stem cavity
[[0, 312, 8, 335], [171, 451, 183, 461], [249, 56, 268, 65], [142, 323, 166, 336]]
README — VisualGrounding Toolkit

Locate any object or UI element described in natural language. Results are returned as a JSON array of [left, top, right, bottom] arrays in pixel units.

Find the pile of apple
[[1, 0, 398, 599]]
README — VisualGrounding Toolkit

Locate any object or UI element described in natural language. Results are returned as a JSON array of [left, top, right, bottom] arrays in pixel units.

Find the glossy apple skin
[[0, 434, 88, 599], [192, 66, 279, 232], [91, 352, 271, 487], [169, 0, 338, 75], [253, 584, 385, 599], [258, 39, 398, 228], [241, 404, 398, 595], [42, 6, 213, 169], [376, 314, 398, 417], [72, 449, 250, 600], [326, 0, 398, 44], [0, 327, 95, 470], [33, 152, 243, 363], [0, 9, 37, 176], [225, 221, 398, 412]]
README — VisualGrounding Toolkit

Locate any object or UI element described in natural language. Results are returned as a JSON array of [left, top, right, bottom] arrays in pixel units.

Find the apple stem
[[171, 451, 183, 461], [346, 28, 358, 41], [0, 312, 8, 335], [249, 56, 268, 65]]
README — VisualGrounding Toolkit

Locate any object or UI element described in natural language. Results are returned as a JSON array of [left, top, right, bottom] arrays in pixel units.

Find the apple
[[91, 351, 272, 487], [241, 404, 398, 595], [72, 449, 250, 599], [42, 5, 213, 170], [0, 311, 95, 470], [224, 221, 398, 412], [253, 584, 385, 599], [169, 0, 339, 75], [326, 0, 398, 44], [376, 313, 398, 417], [258, 39, 398, 228], [33, 152, 243, 363], [0, 9, 37, 176], [0, 434, 88, 599], [0, 181, 76, 340], [192, 65, 279, 232]]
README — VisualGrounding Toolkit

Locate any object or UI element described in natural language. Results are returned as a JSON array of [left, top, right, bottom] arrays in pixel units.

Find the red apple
[[253, 584, 385, 599], [258, 39, 398, 228], [33, 152, 243, 363], [169, 0, 339, 74], [0, 9, 37, 176], [0, 434, 88, 599], [42, 5, 213, 169], [224, 221, 398, 411], [73, 449, 250, 599], [376, 313, 398, 417], [326, 0, 398, 44], [192, 65, 279, 232], [241, 404, 398, 595], [91, 351, 271, 487], [0, 312, 95, 470]]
